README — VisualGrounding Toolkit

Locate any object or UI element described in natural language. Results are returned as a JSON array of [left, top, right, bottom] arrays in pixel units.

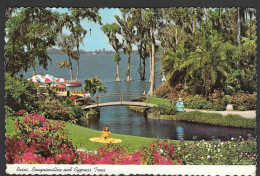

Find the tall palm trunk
[[115, 62, 120, 82]]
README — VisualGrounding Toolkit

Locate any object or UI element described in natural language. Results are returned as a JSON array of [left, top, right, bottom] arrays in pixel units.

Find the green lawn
[[6, 116, 174, 151], [146, 96, 172, 105]]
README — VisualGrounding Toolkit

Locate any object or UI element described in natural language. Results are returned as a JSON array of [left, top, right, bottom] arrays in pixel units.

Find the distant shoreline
[[47, 48, 139, 55]]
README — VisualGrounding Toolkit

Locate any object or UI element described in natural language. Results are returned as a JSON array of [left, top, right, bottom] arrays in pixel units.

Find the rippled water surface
[[23, 53, 256, 140]]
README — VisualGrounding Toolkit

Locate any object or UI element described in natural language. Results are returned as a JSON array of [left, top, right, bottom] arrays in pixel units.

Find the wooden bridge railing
[[93, 93, 148, 106]]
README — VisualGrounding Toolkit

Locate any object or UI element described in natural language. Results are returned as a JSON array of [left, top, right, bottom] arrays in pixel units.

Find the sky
[[54, 8, 126, 52]]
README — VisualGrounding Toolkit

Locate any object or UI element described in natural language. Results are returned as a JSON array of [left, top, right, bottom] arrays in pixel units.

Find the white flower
[[159, 149, 163, 153], [207, 149, 210, 151], [234, 145, 236, 147], [214, 145, 216, 148], [218, 149, 220, 152], [207, 155, 211, 158], [178, 147, 180, 150], [231, 137, 234, 141]]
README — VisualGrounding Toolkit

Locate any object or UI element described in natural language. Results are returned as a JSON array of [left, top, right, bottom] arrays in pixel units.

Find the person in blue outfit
[[176, 98, 186, 112]]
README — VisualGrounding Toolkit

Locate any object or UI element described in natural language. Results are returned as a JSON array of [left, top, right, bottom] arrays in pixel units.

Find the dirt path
[[185, 109, 256, 119]]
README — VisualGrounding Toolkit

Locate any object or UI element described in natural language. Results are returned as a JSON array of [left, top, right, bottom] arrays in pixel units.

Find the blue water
[[21, 53, 255, 140]]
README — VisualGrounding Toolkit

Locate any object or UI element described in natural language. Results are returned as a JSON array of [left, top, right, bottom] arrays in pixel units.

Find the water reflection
[[176, 126, 184, 140], [83, 106, 255, 141]]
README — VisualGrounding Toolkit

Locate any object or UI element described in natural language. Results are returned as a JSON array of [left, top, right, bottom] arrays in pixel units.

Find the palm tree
[[101, 23, 123, 82], [82, 77, 107, 96], [57, 34, 76, 80], [115, 9, 135, 82]]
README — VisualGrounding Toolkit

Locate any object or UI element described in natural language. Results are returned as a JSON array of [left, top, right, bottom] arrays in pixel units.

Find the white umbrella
[[56, 78, 67, 83]]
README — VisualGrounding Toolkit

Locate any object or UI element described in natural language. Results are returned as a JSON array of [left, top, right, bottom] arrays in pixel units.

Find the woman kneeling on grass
[[89, 125, 122, 144]]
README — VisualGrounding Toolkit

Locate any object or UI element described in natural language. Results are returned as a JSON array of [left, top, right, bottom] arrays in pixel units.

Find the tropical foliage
[[160, 8, 256, 96], [5, 73, 39, 113], [82, 77, 107, 96]]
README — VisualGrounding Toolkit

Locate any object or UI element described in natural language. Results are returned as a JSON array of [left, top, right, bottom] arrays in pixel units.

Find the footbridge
[[81, 93, 156, 110]]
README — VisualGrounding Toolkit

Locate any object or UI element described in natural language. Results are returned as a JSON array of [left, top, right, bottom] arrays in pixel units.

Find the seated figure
[[89, 125, 122, 144], [176, 98, 186, 112]]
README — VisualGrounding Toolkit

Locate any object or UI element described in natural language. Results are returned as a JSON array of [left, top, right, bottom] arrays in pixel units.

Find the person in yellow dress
[[89, 125, 122, 144]]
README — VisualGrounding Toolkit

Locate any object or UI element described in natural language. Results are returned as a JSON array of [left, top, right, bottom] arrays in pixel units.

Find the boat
[[66, 81, 82, 87]]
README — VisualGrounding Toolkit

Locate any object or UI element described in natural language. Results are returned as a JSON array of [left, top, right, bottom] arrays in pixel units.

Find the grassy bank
[[146, 96, 172, 105], [5, 116, 169, 151], [175, 111, 256, 128]]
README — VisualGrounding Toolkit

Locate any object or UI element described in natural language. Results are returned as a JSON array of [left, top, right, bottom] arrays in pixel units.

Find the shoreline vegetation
[[128, 96, 256, 129]]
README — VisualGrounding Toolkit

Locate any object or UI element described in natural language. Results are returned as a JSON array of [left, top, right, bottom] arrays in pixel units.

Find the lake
[[22, 53, 256, 140]]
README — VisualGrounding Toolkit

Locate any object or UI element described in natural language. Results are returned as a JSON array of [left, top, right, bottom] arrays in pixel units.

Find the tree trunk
[[69, 57, 73, 80], [192, 20, 195, 35], [138, 47, 142, 80], [76, 45, 80, 81], [115, 62, 120, 82], [142, 56, 146, 80], [175, 24, 178, 44], [33, 65, 35, 76], [125, 44, 132, 82], [148, 51, 152, 83], [237, 8, 241, 46], [76, 59, 79, 81], [148, 27, 155, 96]]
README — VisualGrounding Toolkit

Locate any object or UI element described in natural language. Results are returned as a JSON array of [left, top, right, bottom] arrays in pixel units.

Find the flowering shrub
[[183, 95, 214, 109], [78, 145, 142, 164], [140, 140, 181, 165], [230, 91, 256, 110], [39, 99, 73, 121], [6, 113, 77, 164], [6, 113, 256, 165], [174, 137, 256, 165]]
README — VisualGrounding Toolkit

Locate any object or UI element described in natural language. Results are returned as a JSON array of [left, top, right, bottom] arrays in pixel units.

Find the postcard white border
[[6, 164, 256, 175]]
